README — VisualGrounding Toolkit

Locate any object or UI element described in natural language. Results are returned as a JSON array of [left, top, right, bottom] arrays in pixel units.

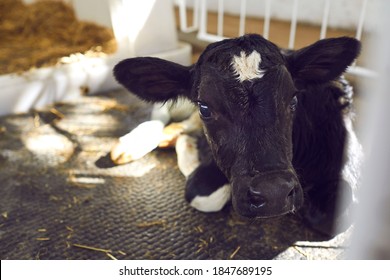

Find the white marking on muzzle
[[231, 50, 265, 82]]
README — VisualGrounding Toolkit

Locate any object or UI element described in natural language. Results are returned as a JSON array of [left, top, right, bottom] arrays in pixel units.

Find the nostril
[[287, 188, 295, 199], [248, 190, 267, 209]]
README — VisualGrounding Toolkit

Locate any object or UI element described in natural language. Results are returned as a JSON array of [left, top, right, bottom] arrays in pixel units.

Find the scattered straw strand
[[72, 243, 112, 254]]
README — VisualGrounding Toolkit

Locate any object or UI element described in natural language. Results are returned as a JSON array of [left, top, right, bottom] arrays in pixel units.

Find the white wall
[[70, 0, 113, 28]]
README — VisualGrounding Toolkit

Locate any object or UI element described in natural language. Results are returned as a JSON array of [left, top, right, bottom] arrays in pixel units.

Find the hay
[[0, 0, 117, 75]]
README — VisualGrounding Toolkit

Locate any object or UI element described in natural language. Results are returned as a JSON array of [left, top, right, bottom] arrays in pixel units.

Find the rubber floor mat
[[0, 89, 351, 260]]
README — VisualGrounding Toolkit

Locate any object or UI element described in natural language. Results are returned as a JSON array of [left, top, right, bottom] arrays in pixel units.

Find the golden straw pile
[[0, 0, 117, 75]]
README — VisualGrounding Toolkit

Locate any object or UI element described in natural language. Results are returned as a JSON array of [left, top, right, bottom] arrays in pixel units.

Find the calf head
[[114, 34, 360, 219]]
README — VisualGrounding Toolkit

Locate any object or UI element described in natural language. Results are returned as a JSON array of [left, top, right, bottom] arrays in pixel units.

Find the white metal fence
[[174, 0, 376, 78]]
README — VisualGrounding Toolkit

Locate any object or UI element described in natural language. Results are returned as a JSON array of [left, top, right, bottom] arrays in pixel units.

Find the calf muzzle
[[233, 171, 303, 218]]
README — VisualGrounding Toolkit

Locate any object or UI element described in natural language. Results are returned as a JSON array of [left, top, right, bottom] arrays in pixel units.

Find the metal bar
[[197, 32, 228, 43], [356, 0, 368, 40], [217, 0, 224, 37], [193, 0, 200, 31], [320, 0, 331, 39], [263, 0, 271, 39], [239, 0, 247, 36], [288, 0, 299, 49], [198, 0, 208, 39], [178, 0, 188, 32], [347, 65, 377, 79]]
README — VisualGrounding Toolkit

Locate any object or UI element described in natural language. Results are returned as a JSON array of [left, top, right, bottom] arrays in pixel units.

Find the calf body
[[114, 34, 362, 236]]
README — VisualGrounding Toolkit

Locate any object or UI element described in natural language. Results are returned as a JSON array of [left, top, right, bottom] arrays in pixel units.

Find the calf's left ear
[[113, 57, 192, 103], [285, 37, 361, 83]]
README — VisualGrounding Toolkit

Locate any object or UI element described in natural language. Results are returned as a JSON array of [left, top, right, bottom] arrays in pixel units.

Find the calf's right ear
[[285, 37, 361, 83], [113, 57, 193, 103]]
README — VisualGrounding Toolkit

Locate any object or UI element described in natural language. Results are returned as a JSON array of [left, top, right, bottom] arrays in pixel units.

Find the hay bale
[[0, 0, 117, 75]]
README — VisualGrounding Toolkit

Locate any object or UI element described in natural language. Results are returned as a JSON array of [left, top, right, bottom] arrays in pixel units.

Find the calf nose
[[246, 173, 302, 217]]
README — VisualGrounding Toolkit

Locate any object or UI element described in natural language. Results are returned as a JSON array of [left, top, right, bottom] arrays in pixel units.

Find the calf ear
[[286, 37, 361, 83], [113, 57, 192, 103]]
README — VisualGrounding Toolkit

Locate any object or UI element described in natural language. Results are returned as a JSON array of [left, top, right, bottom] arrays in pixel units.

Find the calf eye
[[198, 102, 212, 119], [290, 96, 298, 111]]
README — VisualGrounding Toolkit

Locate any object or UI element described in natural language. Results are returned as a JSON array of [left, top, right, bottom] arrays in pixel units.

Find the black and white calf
[[113, 34, 362, 236]]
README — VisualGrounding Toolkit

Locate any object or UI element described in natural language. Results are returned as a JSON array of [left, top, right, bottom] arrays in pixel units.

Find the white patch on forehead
[[231, 50, 265, 82]]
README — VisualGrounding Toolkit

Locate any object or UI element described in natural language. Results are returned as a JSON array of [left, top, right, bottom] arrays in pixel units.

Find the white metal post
[[288, 0, 299, 49], [239, 0, 247, 36], [320, 0, 331, 39], [263, 0, 271, 39], [217, 0, 224, 37], [356, 0, 368, 40]]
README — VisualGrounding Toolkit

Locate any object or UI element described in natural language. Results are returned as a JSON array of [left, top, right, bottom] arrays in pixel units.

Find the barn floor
[[0, 88, 354, 260]]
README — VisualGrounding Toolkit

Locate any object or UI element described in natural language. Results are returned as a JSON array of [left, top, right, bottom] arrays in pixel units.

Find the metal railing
[[175, 0, 376, 78]]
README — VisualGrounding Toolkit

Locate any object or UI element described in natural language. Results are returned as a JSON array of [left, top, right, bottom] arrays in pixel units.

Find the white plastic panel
[[1, 0, 191, 116]]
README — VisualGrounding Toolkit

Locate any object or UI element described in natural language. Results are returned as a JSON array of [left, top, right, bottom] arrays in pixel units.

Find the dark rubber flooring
[[0, 89, 350, 260]]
